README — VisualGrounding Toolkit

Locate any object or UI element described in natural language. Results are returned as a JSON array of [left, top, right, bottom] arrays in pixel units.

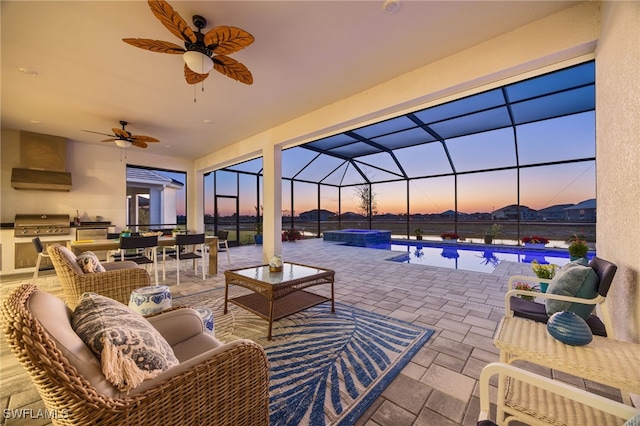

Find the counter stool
[[31, 237, 50, 283]]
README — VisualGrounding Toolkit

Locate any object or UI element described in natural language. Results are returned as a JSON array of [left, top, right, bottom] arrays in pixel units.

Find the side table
[[196, 307, 215, 336], [128, 285, 172, 316]]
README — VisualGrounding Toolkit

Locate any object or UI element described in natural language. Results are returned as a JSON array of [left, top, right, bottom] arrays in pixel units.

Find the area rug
[[174, 288, 435, 426]]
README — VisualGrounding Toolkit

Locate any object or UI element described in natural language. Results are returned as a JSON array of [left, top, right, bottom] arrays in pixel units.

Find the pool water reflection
[[383, 241, 592, 273]]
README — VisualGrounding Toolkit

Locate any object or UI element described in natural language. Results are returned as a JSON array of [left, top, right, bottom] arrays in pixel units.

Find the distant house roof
[[127, 168, 184, 189], [493, 204, 535, 212], [537, 204, 573, 214], [563, 199, 596, 210]]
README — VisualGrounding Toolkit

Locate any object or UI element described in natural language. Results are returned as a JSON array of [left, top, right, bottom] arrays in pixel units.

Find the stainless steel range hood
[[11, 168, 72, 191], [10, 131, 72, 191]]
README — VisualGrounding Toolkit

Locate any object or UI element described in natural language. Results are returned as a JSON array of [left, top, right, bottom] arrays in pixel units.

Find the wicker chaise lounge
[[47, 243, 150, 309], [1, 284, 270, 426]]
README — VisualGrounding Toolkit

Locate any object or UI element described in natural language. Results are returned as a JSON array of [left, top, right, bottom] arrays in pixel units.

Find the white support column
[[262, 144, 282, 263], [191, 170, 205, 233]]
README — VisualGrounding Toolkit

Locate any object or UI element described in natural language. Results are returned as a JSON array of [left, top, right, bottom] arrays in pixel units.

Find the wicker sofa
[[1, 284, 270, 426], [47, 243, 151, 309]]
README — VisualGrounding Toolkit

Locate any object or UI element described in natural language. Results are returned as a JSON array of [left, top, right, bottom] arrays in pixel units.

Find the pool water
[[381, 241, 590, 273]]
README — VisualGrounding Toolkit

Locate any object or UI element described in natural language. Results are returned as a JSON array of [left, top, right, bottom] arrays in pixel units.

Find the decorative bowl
[[269, 265, 283, 272], [547, 311, 593, 346]]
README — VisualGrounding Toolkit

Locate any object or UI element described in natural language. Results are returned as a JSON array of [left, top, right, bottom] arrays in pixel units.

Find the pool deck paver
[[0, 238, 623, 426]]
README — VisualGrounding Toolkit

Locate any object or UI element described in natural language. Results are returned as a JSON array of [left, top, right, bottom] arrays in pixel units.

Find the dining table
[[68, 235, 219, 275]]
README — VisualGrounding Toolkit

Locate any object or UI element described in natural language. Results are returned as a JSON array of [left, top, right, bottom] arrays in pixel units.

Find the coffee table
[[224, 262, 335, 340]]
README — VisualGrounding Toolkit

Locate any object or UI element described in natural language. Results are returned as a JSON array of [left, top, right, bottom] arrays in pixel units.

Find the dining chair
[[163, 233, 206, 284], [104, 232, 122, 262], [117, 235, 159, 284], [216, 230, 231, 264], [31, 237, 50, 283]]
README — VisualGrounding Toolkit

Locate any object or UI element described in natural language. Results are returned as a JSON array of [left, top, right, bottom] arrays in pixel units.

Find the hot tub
[[323, 229, 391, 247]]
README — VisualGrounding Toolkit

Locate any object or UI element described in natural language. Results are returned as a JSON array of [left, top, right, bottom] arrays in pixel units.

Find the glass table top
[[231, 263, 330, 285]]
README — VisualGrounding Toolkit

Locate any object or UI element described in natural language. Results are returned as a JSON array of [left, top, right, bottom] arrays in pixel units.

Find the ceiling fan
[[123, 0, 254, 85], [82, 121, 159, 149]]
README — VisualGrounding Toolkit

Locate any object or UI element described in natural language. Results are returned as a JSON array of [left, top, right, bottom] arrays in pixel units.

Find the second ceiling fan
[[123, 0, 254, 85], [83, 121, 159, 149]]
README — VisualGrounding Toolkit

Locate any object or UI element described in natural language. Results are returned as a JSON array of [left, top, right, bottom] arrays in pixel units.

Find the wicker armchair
[[47, 243, 151, 309], [1, 284, 270, 426]]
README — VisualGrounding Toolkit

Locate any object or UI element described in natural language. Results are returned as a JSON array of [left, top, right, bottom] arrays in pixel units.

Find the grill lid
[[14, 214, 70, 226]]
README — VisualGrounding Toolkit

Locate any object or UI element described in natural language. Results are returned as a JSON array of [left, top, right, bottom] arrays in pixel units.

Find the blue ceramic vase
[[547, 311, 593, 346]]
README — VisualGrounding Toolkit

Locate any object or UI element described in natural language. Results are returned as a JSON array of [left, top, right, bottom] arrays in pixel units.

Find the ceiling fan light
[[115, 140, 132, 148], [183, 51, 214, 74]]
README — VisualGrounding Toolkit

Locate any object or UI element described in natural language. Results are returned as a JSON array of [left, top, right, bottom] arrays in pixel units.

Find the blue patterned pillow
[[71, 293, 179, 392], [76, 251, 106, 273]]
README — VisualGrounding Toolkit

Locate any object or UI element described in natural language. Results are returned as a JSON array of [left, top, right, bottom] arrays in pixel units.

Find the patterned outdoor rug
[[174, 288, 435, 426]]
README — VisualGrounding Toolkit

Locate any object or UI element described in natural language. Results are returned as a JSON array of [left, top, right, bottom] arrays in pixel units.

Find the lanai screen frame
[[207, 60, 596, 241]]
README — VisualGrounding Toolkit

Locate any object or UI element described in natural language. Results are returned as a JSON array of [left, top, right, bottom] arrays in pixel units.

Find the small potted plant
[[283, 228, 302, 242], [440, 232, 459, 241], [120, 228, 131, 238], [514, 282, 539, 301], [521, 236, 550, 248], [482, 224, 502, 244], [414, 228, 423, 240], [568, 239, 589, 260], [531, 260, 558, 293]]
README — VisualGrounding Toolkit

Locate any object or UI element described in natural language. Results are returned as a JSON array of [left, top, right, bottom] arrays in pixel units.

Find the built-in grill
[[14, 214, 71, 237]]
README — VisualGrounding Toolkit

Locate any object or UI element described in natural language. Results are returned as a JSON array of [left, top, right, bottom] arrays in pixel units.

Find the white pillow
[[76, 251, 106, 273]]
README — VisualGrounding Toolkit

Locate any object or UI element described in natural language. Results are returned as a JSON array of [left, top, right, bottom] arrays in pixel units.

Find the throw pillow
[[76, 251, 106, 273], [545, 258, 599, 319], [71, 292, 179, 392]]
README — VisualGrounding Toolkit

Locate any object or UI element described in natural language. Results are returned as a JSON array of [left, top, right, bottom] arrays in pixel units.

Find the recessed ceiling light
[[29, 120, 42, 125], [203, 120, 214, 124], [382, 0, 400, 14], [19, 67, 38, 76]]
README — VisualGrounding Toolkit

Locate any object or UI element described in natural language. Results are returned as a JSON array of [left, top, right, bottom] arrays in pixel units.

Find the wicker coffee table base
[[230, 291, 331, 339], [224, 262, 335, 340]]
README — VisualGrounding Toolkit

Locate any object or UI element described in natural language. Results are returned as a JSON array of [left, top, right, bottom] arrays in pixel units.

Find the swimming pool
[[381, 241, 591, 273]]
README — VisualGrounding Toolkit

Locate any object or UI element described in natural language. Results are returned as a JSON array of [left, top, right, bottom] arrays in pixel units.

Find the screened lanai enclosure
[[204, 61, 596, 247]]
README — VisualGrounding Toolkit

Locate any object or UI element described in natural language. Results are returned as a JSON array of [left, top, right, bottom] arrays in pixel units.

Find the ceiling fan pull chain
[[193, 85, 197, 103]]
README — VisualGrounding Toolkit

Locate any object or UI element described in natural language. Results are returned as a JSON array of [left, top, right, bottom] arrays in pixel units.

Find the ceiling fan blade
[[130, 135, 160, 143], [82, 129, 116, 137], [213, 55, 253, 85], [184, 64, 209, 85], [123, 38, 185, 54], [131, 140, 148, 149], [101, 138, 118, 143], [147, 0, 196, 44], [204, 26, 255, 55], [112, 128, 131, 139]]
